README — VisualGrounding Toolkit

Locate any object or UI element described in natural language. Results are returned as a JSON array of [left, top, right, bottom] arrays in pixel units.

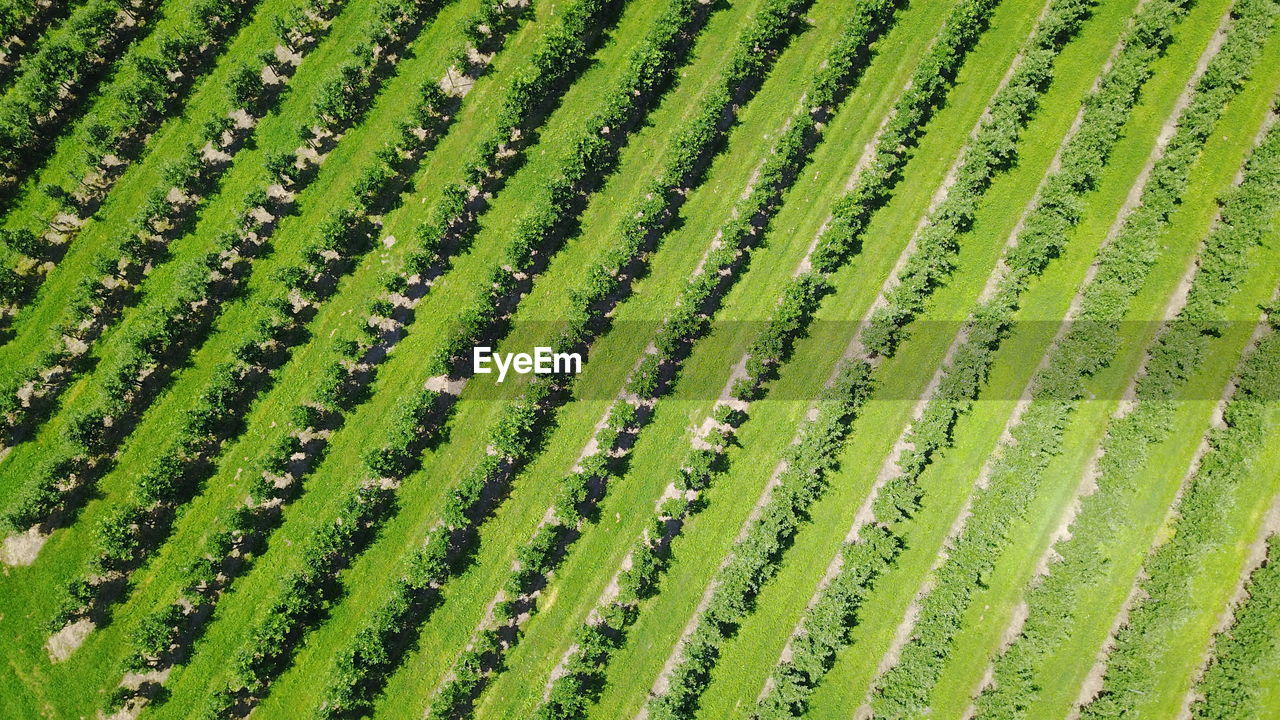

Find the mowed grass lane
[[252, 0, 762, 713], [801, 0, 1239, 712], [0, 0, 396, 485], [929, 35, 1280, 720], [685, 0, 1145, 713], [141, 0, 693, 714], [466, 0, 967, 716]]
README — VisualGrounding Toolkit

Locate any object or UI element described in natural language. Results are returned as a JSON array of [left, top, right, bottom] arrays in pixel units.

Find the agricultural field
[[2, 0, 1280, 717]]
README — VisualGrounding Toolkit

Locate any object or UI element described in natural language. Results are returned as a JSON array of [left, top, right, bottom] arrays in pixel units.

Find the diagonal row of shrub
[[1190, 532, 1280, 720], [1076, 194, 1280, 720], [0, 0, 358, 445], [0, 0, 81, 91], [747, 0, 1205, 713], [530, 2, 1009, 716], [0, 0, 166, 201], [0, 0, 452, 534], [0, 0, 302, 316], [749, 0, 1220, 713], [38, 73, 456, 654], [298, 0, 830, 714], [642, 0, 1018, 715], [172, 0, 691, 712], [864, 0, 1247, 715], [413, 3, 908, 718], [1078, 302, 1280, 720], [974, 6, 1280, 714]]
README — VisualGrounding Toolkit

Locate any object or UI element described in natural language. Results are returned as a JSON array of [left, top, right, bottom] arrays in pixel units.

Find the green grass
[[4, 2, 1277, 718]]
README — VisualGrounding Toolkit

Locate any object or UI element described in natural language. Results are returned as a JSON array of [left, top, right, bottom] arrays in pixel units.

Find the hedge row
[[416, 3, 906, 718], [0, 10, 451, 539], [749, 0, 1206, 711], [1190, 533, 1280, 720], [977, 7, 1280, 714], [867, 1, 1226, 715], [0, 0, 361, 437], [0, 0, 161, 196], [1078, 263, 1280, 718], [0, 0, 342, 310], [1079, 315, 1280, 720], [189, 0, 651, 711], [310, 0, 792, 713], [735, 0, 1001, 398]]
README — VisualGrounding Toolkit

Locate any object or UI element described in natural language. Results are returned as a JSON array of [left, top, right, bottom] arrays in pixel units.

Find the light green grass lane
[[929, 38, 1280, 720], [686, 0, 1147, 714], [573, 0, 1065, 715], [803, 0, 1240, 712], [138, 0, 689, 715], [469, 0, 968, 715]]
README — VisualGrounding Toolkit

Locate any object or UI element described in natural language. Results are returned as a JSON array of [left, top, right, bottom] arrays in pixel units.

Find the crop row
[[745, 0, 1100, 715], [0, 0, 446, 543], [645, 0, 1017, 713], [866, 0, 1238, 715], [975, 4, 1280, 714], [1191, 531, 1280, 720], [1076, 129, 1280, 719], [417, 5, 907, 716], [305, 0, 822, 713], [204, 0, 721, 711], [0, 0, 262, 316], [0, 0, 164, 199], [0, 0, 351, 450], [535, 1, 1009, 716]]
